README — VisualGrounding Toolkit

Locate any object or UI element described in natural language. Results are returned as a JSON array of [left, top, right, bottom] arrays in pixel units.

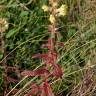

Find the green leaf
[[0, 52, 3, 60], [0, 68, 3, 86], [20, 11, 29, 17], [0, 78, 3, 86], [68, 29, 76, 38], [6, 29, 17, 38]]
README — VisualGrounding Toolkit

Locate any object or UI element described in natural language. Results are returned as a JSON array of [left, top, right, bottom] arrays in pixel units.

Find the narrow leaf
[[7, 77, 19, 83], [32, 53, 48, 59], [41, 81, 54, 96], [21, 68, 50, 77], [57, 42, 64, 47], [53, 64, 63, 78], [6, 29, 17, 38]]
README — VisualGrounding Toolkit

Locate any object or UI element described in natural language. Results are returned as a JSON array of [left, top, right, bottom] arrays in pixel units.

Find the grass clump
[[0, 0, 96, 96]]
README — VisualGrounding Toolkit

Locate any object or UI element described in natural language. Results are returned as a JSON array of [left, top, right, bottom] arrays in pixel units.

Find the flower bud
[[42, 5, 49, 12], [57, 4, 68, 16], [49, 15, 56, 24]]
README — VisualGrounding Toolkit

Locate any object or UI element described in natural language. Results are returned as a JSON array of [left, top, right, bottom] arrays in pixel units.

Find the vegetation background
[[0, 0, 96, 96]]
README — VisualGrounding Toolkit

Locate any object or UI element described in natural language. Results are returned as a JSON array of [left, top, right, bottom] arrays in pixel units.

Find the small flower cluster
[[0, 18, 9, 32], [42, 3, 68, 24]]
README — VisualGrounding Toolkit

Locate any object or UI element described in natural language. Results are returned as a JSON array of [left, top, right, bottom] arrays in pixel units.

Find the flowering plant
[[20, 0, 67, 95]]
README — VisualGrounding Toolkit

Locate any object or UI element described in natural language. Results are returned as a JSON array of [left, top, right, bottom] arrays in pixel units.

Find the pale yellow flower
[[0, 18, 9, 32], [42, 5, 49, 12], [49, 15, 56, 24], [57, 4, 68, 16]]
